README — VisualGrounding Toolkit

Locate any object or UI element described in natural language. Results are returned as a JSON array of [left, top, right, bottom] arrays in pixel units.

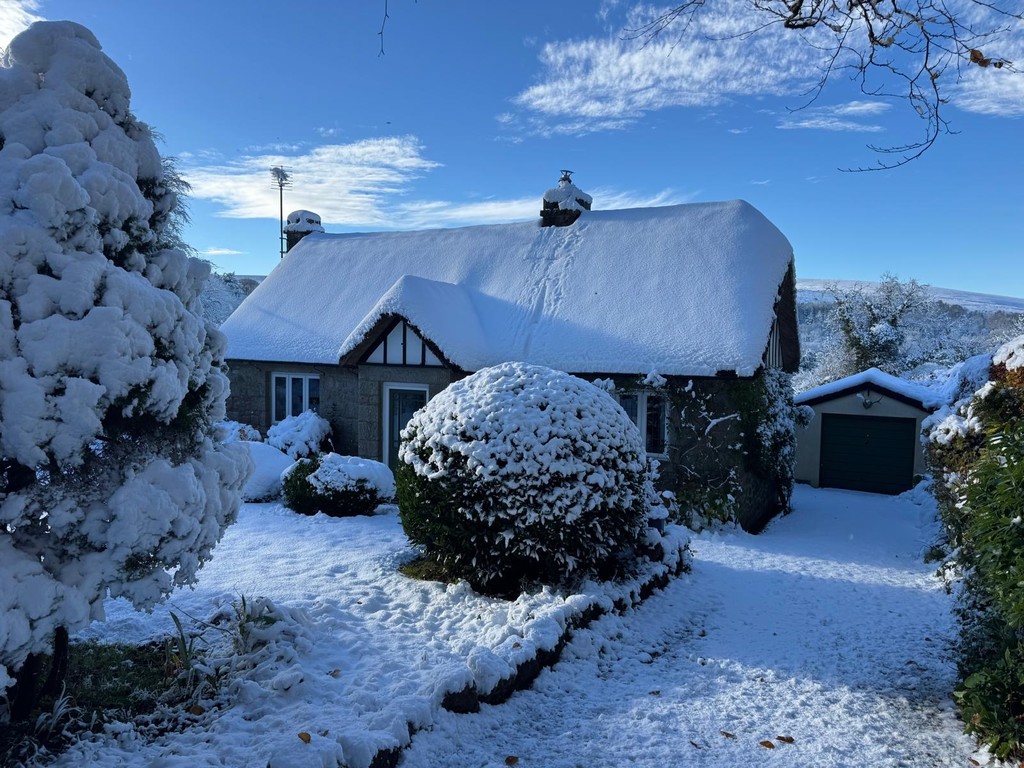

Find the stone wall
[[224, 360, 358, 452]]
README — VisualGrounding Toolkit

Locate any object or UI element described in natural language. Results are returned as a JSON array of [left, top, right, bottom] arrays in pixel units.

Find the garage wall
[[794, 390, 930, 487]]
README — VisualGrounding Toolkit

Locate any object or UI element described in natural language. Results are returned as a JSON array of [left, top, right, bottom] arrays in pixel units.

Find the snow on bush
[[241, 442, 295, 502], [0, 21, 250, 705], [282, 453, 395, 517], [397, 362, 650, 596], [266, 410, 331, 460], [218, 419, 262, 443]]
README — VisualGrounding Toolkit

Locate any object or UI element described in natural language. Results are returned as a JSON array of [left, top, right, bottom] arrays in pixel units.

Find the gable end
[[341, 315, 453, 369]]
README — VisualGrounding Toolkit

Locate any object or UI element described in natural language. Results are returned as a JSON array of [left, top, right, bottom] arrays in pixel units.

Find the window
[[617, 392, 668, 456], [272, 372, 320, 422]]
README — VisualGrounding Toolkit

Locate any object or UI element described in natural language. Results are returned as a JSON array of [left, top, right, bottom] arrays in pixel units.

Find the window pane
[[291, 376, 304, 416], [646, 395, 666, 454], [274, 376, 286, 422], [618, 394, 639, 425], [307, 377, 320, 413]]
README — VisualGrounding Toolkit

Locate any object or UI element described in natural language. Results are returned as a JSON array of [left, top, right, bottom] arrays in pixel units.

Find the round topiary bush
[[282, 453, 395, 517], [397, 362, 651, 596]]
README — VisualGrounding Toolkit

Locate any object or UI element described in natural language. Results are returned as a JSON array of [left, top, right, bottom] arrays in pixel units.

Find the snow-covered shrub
[[241, 442, 295, 502], [282, 453, 395, 517], [218, 420, 262, 443], [397, 362, 650, 596], [0, 21, 250, 716], [266, 410, 331, 460]]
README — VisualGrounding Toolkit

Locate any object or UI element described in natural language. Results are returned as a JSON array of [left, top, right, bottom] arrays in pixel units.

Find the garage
[[794, 368, 938, 495]]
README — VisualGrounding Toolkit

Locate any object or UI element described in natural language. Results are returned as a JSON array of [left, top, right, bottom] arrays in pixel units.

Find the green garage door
[[819, 414, 917, 494]]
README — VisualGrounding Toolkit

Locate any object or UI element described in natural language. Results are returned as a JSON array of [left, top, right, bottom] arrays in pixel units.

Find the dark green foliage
[[930, 360, 1024, 758], [1, 640, 171, 764], [282, 455, 390, 517], [396, 451, 647, 599]]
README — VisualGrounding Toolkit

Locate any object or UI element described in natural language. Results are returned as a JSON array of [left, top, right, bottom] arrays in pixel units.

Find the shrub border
[[363, 536, 690, 768]]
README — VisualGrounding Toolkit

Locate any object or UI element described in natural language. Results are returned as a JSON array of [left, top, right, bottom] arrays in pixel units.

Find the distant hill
[[797, 278, 1024, 315]]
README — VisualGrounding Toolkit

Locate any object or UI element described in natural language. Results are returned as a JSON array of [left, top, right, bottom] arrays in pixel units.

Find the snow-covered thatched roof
[[222, 200, 795, 377]]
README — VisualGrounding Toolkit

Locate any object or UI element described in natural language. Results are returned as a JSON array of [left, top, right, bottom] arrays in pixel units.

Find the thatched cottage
[[221, 180, 799, 531]]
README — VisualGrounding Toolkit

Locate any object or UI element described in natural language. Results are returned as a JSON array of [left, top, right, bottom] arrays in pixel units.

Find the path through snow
[[399, 485, 981, 767]]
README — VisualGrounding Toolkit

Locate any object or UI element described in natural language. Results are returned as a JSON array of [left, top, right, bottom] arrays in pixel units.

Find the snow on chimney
[[540, 170, 592, 227], [284, 210, 325, 252]]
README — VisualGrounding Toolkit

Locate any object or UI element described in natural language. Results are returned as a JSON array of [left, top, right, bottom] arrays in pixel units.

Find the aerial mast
[[270, 166, 292, 259]]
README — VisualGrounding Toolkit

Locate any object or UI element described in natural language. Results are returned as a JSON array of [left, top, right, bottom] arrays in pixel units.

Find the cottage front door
[[384, 385, 428, 469]]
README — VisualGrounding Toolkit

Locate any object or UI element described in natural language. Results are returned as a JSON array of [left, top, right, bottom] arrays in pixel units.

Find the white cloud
[[510, 1, 829, 134], [387, 187, 690, 230], [750, 179, 771, 185], [185, 135, 690, 230], [953, 21, 1024, 117], [0, 0, 41, 48], [777, 102, 889, 132], [199, 247, 245, 256], [183, 136, 442, 227]]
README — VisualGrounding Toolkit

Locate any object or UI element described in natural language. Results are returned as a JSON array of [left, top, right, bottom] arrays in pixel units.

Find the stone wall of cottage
[[224, 360, 359, 453], [356, 365, 459, 461]]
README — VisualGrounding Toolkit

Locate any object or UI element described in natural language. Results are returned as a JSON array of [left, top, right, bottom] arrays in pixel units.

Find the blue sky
[[4, 0, 1023, 297]]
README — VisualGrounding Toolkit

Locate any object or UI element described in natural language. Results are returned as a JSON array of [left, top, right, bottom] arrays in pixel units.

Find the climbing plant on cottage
[[0, 21, 250, 719]]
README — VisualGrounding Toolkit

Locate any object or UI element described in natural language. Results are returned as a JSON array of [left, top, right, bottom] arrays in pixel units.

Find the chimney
[[540, 170, 592, 227], [284, 210, 325, 252]]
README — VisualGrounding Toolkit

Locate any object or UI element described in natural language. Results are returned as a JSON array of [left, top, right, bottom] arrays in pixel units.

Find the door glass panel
[[388, 389, 427, 468]]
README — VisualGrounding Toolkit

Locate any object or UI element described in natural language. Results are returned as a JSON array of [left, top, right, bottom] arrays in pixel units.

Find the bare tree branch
[[627, 0, 1020, 169]]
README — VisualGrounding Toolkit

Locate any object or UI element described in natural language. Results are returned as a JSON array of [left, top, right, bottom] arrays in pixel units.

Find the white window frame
[[617, 391, 669, 458], [271, 372, 321, 423], [382, 382, 431, 466]]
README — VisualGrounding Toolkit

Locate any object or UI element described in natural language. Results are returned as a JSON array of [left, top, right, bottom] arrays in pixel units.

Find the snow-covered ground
[[401, 484, 983, 767], [56, 485, 988, 767]]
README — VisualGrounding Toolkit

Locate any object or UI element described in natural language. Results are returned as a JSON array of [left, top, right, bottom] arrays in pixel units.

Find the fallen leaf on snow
[[298, 732, 311, 744], [689, 740, 702, 749], [776, 735, 795, 744], [504, 757, 519, 766], [649, 690, 661, 696], [759, 740, 776, 749], [720, 730, 736, 739], [328, 669, 342, 678], [187, 705, 205, 716]]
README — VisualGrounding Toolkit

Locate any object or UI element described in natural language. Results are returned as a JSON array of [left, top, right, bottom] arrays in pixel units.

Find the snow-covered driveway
[[400, 485, 980, 767]]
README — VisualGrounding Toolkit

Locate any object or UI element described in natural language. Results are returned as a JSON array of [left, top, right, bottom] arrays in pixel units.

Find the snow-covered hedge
[[266, 410, 331, 459], [0, 21, 250, 706], [283, 453, 395, 517], [397, 362, 650, 596]]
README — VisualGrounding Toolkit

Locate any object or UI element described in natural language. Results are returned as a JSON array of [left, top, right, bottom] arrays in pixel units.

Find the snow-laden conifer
[[0, 21, 250, 710]]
